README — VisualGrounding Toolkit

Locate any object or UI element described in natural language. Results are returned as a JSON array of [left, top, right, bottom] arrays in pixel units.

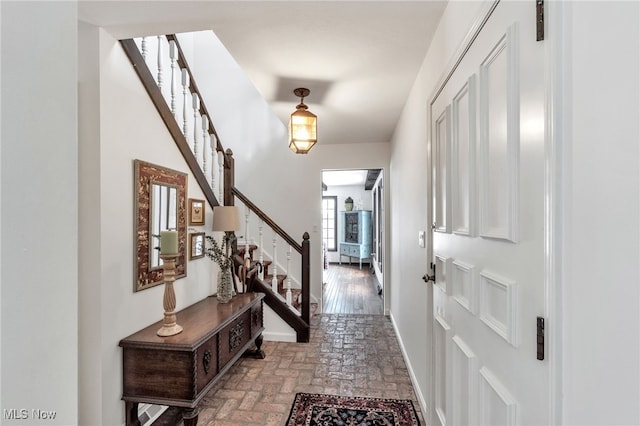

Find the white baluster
[[169, 40, 177, 116], [286, 246, 292, 306], [244, 207, 250, 269], [141, 37, 148, 61], [258, 220, 264, 281], [192, 94, 200, 164], [218, 150, 224, 204], [202, 115, 209, 175], [156, 36, 163, 92], [271, 236, 278, 294], [210, 135, 217, 191], [181, 69, 189, 138]]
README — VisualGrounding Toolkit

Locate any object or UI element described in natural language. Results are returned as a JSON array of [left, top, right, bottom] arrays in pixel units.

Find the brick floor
[[195, 314, 424, 425]]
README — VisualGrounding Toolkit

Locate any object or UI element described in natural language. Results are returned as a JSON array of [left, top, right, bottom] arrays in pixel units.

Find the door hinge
[[536, 0, 544, 41], [537, 316, 545, 360]]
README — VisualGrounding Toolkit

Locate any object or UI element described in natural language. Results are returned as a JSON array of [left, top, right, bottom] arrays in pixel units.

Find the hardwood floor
[[322, 263, 383, 315]]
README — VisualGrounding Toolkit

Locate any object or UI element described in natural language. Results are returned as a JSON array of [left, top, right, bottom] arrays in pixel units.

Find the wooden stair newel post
[[302, 232, 310, 327], [224, 148, 234, 207]]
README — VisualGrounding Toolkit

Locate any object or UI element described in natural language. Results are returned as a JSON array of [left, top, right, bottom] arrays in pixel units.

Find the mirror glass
[[134, 160, 187, 292], [149, 183, 178, 269]]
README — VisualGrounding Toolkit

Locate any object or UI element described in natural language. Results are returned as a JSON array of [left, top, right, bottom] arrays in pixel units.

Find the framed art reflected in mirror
[[134, 159, 188, 292]]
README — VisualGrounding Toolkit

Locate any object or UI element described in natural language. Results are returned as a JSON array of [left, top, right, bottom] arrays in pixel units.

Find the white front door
[[430, 1, 549, 424]]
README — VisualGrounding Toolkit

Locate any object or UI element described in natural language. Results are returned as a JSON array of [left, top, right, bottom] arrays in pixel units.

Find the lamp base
[[157, 323, 183, 337]]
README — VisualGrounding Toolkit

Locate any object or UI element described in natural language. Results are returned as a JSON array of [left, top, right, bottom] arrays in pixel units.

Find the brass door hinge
[[536, 0, 544, 41]]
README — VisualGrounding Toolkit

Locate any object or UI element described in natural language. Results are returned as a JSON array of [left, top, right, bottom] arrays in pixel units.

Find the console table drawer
[[195, 334, 219, 394], [218, 311, 252, 367], [123, 347, 195, 402], [340, 244, 350, 255]]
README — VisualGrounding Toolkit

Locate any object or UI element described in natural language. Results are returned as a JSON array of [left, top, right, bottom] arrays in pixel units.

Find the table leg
[[125, 402, 141, 426], [182, 407, 199, 426], [245, 333, 266, 359]]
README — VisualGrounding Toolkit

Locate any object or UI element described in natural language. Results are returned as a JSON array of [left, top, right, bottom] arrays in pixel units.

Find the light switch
[[418, 231, 426, 248]]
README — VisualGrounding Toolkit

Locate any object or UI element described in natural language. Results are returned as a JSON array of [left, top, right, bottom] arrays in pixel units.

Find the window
[[322, 196, 337, 251]]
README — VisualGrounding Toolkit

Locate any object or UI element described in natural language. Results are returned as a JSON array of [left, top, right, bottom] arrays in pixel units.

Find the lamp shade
[[288, 88, 317, 154], [212, 206, 240, 232], [289, 107, 317, 154]]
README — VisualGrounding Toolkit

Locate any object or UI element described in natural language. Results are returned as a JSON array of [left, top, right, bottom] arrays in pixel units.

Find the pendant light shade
[[289, 88, 317, 154]]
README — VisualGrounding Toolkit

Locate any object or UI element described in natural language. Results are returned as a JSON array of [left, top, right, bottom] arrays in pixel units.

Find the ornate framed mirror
[[134, 159, 187, 291]]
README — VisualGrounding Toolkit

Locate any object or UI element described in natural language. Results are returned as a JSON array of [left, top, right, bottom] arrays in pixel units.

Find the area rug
[[286, 392, 421, 426]]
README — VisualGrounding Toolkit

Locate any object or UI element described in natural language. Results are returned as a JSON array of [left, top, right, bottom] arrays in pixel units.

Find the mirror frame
[[134, 159, 188, 292]]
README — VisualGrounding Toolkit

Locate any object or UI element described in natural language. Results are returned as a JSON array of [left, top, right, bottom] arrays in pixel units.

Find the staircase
[[119, 33, 311, 342], [238, 245, 304, 311]]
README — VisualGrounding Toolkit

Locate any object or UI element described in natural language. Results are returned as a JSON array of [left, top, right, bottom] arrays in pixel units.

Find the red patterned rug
[[286, 393, 421, 426]]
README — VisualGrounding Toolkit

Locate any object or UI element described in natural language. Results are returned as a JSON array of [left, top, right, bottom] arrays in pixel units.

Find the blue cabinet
[[339, 210, 372, 269]]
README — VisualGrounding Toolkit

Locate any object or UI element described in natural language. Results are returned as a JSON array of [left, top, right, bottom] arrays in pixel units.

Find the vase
[[217, 267, 233, 303]]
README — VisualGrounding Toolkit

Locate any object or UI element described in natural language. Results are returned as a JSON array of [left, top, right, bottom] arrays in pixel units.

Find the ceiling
[[78, 1, 447, 146], [323, 169, 381, 190]]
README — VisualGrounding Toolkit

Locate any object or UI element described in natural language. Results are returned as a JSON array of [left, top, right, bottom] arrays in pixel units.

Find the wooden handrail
[[232, 187, 303, 254], [119, 39, 220, 208], [248, 275, 309, 343]]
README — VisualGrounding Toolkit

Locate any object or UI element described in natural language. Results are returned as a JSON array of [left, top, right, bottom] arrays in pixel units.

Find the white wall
[[77, 27, 221, 425], [561, 2, 640, 424], [78, 20, 102, 424], [323, 183, 373, 264], [1, 2, 78, 424], [388, 0, 485, 413]]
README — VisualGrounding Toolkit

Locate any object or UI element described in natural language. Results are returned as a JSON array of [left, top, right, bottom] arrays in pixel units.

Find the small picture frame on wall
[[190, 232, 205, 260], [189, 198, 205, 226]]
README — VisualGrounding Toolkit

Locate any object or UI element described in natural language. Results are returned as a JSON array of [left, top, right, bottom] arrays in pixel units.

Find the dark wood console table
[[119, 292, 265, 425]]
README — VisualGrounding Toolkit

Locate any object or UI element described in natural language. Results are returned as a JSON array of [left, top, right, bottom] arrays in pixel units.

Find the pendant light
[[289, 88, 317, 154]]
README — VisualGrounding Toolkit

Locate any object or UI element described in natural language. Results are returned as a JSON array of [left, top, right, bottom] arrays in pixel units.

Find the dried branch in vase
[[205, 234, 236, 270]]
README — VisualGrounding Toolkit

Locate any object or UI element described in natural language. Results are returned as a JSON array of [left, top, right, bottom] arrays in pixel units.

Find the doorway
[[321, 169, 384, 314]]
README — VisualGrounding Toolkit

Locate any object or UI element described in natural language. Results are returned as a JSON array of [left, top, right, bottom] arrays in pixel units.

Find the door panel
[[430, 1, 547, 425]]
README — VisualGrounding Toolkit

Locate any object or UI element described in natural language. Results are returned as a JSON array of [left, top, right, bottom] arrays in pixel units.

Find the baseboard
[[389, 313, 429, 421], [263, 330, 296, 342]]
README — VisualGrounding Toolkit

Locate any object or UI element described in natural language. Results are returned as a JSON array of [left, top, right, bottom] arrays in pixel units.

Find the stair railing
[[120, 33, 310, 342], [232, 187, 311, 332], [120, 35, 226, 208]]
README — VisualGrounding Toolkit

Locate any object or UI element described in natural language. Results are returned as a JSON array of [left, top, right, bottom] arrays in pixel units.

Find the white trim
[[429, 0, 501, 105], [478, 24, 519, 243], [390, 313, 429, 422], [479, 366, 517, 425], [544, 0, 568, 423], [262, 330, 296, 342], [452, 75, 478, 237], [434, 107, 452, 234], [435, 255, 451, 294], [479, 270, 518, 346], [434, 315, 452, 426], [452, 259, 477, 314], [452, 335, 479, 426]]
